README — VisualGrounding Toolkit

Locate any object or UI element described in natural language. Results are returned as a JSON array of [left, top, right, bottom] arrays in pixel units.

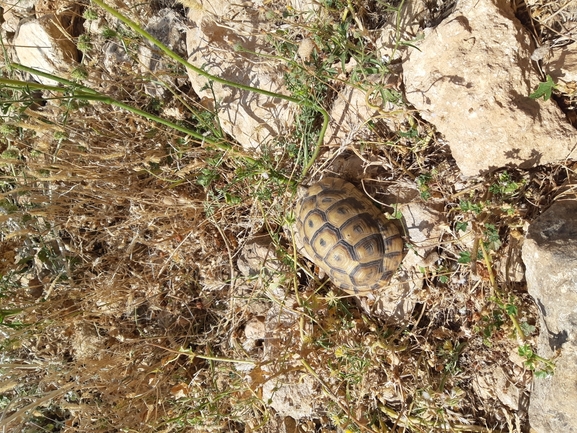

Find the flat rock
[[14, 15, 78, 85], [185, 7, 294, 150], [1, 0, 36, 32], [325, 73, 406, 146], [402, 0, 577, 176], [522, 200, 577, 433], [376, 0, 425, 61], [545, 44, 577, 85], [237, 235, 287, 280], [262, 373, 319, 419], [473, 366, 524, 411], [138, 8, 187, 98]]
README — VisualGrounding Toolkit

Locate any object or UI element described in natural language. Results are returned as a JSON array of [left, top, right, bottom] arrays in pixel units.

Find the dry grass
[[0, 0, 575, 432]]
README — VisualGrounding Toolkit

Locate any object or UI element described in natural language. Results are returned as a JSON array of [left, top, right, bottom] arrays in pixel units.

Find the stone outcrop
[[1, 0, 36, 33], [14, 15, 78, 85], [138, 8, 188, 98], [544, 44, 577, 87], [185, 5, 294, 150], [402, 0, 577, 176], [522, 200, 577, 433]]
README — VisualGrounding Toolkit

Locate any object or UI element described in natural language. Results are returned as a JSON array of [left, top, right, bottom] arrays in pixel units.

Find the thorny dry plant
[[0, 0, 575, 432]]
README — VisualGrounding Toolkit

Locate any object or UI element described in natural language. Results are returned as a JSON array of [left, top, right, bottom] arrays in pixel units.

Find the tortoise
[[294, 177, 403, 295]]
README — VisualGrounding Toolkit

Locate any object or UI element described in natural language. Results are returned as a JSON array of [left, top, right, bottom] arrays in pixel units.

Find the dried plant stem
[[0, 71, 210, 143], [0, 383, 75, 428], [379, 404, 507, 433], [1, 66, 287, 180], [148, 343, 256, 365]]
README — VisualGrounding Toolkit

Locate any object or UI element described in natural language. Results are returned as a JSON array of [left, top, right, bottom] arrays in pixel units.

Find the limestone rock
[[401, 201, 444, 251], [473, 366, 525, 411], [1, 0, 36, 32], [185, 9, 294, 150], [237, 236, 286, 279], [364, 278, 416, 321], [138, 8, 187, 98], [402, 0, 577, 176], [376, 0, 426, 61], [522, 200, 577, 433], [242, 316, 266, 352], [14, 15, 78, 85], [262, 373, 319, 419], [288, 0, 319, 12], [184, 0, 233, 22], [399, 201, 444, 271], [325, 72, 406, 146], [103, 41, 132, 74], [545, 44, 577, 85]]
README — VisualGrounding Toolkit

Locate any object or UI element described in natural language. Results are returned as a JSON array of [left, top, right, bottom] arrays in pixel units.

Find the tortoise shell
[[294, 177, 403, 295]]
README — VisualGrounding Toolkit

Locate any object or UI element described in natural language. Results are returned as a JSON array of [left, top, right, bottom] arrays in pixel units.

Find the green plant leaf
[[505, 303, 518, 316], [518, 344, 532, 358], [458, 251, 472, 264], [534, 369, 552, 379], [529, 75, 557, 101]]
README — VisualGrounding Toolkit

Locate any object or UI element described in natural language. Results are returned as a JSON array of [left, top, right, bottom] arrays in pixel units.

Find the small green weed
[[416, 173, 432, 200], [77, 34, 93, 52], [332, 344, 371, 384], [0, 123, 18, 136], [455, 220, 468, 232], [70, 66, 88, 81], [457, 250, 471, 264], [518, 344, 555, 378], [101, 26, 118, 39], [438, 340, 466, 391], [489, 171, 524, 196], [475, 308, 505, 345], [459, 199, 483, 214], [82, 8, 99, 20], [530, 74, 557, 101]]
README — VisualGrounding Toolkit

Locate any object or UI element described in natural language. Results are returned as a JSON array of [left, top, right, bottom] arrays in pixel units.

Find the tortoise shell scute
[[294, 177, 404, 295]]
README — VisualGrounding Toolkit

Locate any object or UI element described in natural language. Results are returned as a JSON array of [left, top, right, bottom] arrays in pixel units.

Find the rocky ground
[[0, 0, 576, 432]]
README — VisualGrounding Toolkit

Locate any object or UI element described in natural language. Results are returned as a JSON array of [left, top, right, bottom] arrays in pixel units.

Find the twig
[[147, 343, 255, 365]]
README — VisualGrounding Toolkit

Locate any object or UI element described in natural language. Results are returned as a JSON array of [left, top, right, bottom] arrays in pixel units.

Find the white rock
[[325, 73, 406, 146], [83, 16, 107, 35], [288, 0, 319, 12], [242, 316, 266, 352], [138, 9, 187, 98], [262, 373, 318, 419], [14, 16, 78, 85], [103, 41, 132, 73], [364, 277, 417, 321], [522, 200, 577, 433], [376, 0, 426, 61], [184, 0, 234, 22], [236, 236, 287, 279], [398, 201, 444, 273], [244, 317, 266, 340], [185, 10, 294, 150], [6, 0, 37, 12], [473, 366, 523, 411], [401, 201, 444, 250], [545, 45, 577, 85], [1, 0, 36, 32], [402, 0, 577, 176]]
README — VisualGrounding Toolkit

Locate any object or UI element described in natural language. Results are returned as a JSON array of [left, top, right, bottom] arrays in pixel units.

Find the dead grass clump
[[0, 73, 246, 430]]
